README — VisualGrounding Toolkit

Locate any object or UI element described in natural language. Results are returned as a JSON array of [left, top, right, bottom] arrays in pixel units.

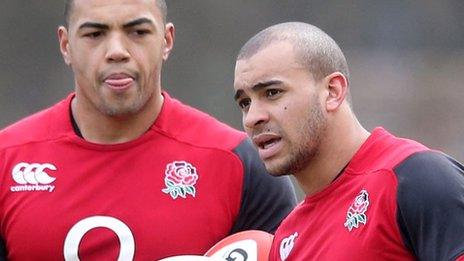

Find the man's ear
[[58, 26, 72, 65], [162, 22, 175, 61], [324, 72, 348, 112]]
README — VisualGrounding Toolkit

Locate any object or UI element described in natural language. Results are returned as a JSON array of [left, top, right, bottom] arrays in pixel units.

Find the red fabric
[[0, 93, 246, 260], [270, 128, 427, 260]]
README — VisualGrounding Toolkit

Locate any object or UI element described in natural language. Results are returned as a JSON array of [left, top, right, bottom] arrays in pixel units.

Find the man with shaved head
[[234, 22, 464, 260], [0, 1, 297, 260]]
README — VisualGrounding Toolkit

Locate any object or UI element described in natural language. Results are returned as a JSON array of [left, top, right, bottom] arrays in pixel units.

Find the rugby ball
[[159, 255, 219, 261], [204, 230, 274, 261]]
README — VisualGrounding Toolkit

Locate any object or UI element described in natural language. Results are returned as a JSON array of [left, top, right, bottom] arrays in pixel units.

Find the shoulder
[[0, 98, 69, 150], [394, 150, 464, 196], [348, 128, 429, 173], [394, 151, 464, 260], [154, 93, 246, 152], [393, 150, 464, 221]]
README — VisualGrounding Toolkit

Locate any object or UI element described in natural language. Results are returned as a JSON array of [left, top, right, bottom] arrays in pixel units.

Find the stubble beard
[[269, 95, 327, 176], [97, 76, 153, 117], [99, 89, 148, 117]]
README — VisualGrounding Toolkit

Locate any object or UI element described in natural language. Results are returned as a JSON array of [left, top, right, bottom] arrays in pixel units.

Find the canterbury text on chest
[[10, 162, 57, 193]]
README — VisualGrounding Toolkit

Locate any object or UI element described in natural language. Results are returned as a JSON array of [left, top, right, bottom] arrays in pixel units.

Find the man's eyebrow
[[234, 80, 283, 101], [78, 22, 109, 30], [123, 18, 155, 29], [77, 18, 154, 31], [234, 90, 244, 101]]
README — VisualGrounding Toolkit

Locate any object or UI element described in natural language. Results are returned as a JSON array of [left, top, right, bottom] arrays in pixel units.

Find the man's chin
[[264, 160, 290, 177], [98, 102, 142, 117]]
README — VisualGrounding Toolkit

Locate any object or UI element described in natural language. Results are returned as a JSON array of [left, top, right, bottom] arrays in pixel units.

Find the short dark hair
[[64, 0, 167, 27], [237, 22, 350, 83]]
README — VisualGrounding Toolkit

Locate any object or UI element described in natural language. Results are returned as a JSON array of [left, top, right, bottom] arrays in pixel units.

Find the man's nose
[[243, 102, 269, 130], [105, 33, 130, 63]]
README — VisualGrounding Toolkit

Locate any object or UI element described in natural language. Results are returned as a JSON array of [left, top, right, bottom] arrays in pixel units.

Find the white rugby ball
[[159, 255, 219, 261], [204, 230, 274, 261]]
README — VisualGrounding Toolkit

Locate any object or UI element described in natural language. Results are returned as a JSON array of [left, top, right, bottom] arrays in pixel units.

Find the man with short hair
[[233, 22, 464, 260], [0, 1, 297, 260]]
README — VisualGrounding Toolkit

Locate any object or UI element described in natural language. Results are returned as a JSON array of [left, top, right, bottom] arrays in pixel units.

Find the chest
[[271, 175, 414, 261], [0, 143, 242, 260]]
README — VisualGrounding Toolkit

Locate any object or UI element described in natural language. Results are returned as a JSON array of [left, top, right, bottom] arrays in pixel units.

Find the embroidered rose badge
[[162, 161, 198, 199], [344, 189, 370, 231]]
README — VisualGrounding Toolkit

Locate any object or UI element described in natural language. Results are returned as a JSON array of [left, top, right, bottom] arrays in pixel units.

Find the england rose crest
[[162, 161, 199, 199], [344, 189, 370, 231]]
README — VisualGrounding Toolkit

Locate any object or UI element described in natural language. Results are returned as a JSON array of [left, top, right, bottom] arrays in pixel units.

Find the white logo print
[[280, 232, 298, 261], [64, 216, 135, 261], [10, 162, 57, 192]]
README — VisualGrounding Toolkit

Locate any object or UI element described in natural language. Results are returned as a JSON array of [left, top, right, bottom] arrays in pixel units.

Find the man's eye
[[131, 29, 150, 36], [266, 89, 282, 97], [238, 98, 251, 109], [84, 31, 103, 38]]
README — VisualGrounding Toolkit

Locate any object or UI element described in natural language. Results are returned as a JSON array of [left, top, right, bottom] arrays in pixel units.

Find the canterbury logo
[[280, 232, 298, 261], [10, 162, 57, 192]]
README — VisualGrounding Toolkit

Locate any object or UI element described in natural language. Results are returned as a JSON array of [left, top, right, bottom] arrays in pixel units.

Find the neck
[[71, 92, 164, 144], [294, 106, 370, 196]]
